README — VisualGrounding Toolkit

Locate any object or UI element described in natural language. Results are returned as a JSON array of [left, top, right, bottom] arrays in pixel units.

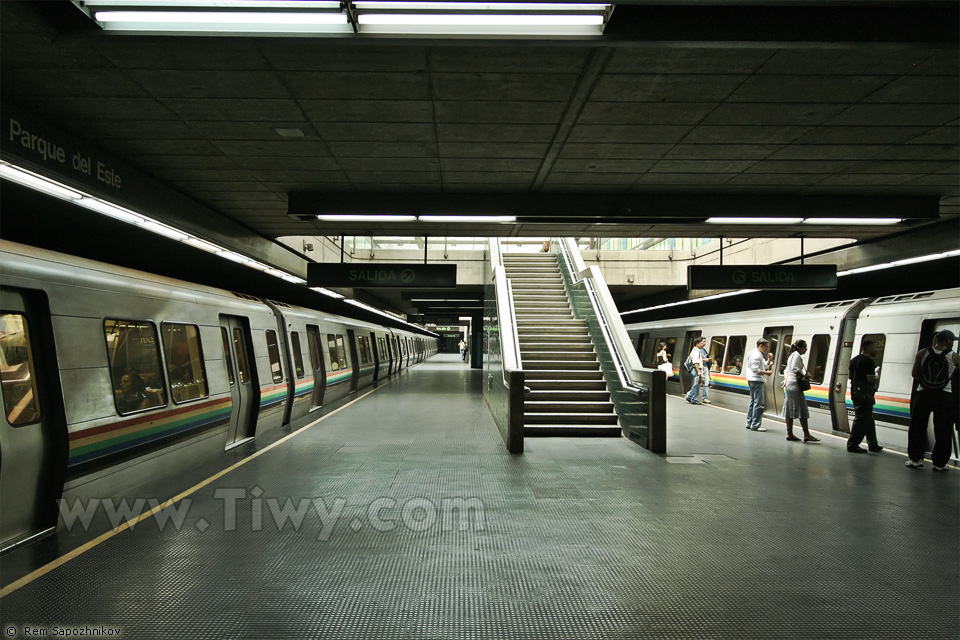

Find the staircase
[[502, 252, 620, 437]]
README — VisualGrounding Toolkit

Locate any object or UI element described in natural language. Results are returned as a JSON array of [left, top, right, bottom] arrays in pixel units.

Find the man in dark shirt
[[847, 340, 883, 453]]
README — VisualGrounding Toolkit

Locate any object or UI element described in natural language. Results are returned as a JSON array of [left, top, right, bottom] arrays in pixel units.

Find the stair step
[[518, 343, 594, 352], [525, 401, 615, 413], [524, 360, 599, 370], [524, 424, 622, 437], [525, 379, 608, 391], [518, 351, 596, 361], [524, 412, 620, 425], [524, 370, 604, 381], [526, 390, 611, 402]]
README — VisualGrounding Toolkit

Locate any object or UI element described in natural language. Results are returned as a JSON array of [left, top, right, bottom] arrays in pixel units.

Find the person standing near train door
[[684, 337, 706, 405], [744, 338, 772, 432], [906, 329, 959, 471], [846, 340, 883, 454]]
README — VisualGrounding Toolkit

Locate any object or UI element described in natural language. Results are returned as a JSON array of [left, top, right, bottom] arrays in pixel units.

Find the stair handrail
[[490, 238, 523, 376], [557, 238, 645, 391]]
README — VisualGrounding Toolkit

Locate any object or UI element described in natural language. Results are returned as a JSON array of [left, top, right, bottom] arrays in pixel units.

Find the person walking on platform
[[906, 329, 959, 471], [458, 338, 467, 361], [847, 340, 883, 454], [744, 338, 772, 431], [782, 340, 819, 443], [684, 338, 707, 405]]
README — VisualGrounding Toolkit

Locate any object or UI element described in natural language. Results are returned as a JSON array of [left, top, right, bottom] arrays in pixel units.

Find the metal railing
[[555, 238, 666, 452], [483, 238, 525, 453]]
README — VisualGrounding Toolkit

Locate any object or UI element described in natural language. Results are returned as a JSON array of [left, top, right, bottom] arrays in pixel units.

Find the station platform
[[2, 354, 957, 639]]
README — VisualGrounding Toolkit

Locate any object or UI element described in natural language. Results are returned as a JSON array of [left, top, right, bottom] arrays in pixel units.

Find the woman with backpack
[[905, 329, 960, 471]]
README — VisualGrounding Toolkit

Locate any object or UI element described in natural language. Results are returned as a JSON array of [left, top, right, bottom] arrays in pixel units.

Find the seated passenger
[[116, 369, 149, 413], [727, 356, 743, 375]]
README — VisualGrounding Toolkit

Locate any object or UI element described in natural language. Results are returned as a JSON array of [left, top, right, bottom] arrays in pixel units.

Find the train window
[[232, 328, 249, 383], [724, 336, 747, 374], [861, 334, 886, 384], [327, 334, 348, 371], [265, 330, 284, 383], [220, 328, 235, 385], [357, 336, 371, 365], [161, 323, 209, 404], [777, 333, 793, 375], [808, 335, 831, 384], [634, 333, 649, 362], [306, 327, 321, 371], [654, 337, 676, 368], [708, 336, 726, 372], [291, 331, 305, 379], [104, 319, 167, 415], [0, 313, 41, 426]]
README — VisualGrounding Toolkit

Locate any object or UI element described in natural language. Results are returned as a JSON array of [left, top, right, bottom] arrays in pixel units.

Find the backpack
[[919, 348, 952, 391], [683, 354, 695, 374]]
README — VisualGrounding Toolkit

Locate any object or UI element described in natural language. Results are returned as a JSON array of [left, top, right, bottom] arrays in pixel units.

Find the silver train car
[[0, 240, 437, 552], [625, 289, 959, 454]]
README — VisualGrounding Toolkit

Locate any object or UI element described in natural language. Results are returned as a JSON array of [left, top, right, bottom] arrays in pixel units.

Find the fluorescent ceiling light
[[217, 251, 251, 264], [418, 215, 517, 223], [621, 289, 759, 316], [76, 197, 145, 224], [311, 287, 345, 299], [706, 217, 804, 225], [92, 11, 351, 33], [87, 2, 342, 7], [354, 2, 607, 9], [183, 237, 225, 254], [357, 13, 603, 35], [837, 249, 960, 276], [139, 220, 189, 241], [317, 214, 418, 222], [0, 164, 84, 201], [802, 218, 902, 225]]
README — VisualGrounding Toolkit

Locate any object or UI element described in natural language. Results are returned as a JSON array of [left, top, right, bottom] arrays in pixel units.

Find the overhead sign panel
[[688, 265, 837, 290], [308, 263, 456, 289]]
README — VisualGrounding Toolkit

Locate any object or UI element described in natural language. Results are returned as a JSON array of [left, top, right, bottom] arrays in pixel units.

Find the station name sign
[[688, 265, 837, 290], [308, 263, 457, 289]]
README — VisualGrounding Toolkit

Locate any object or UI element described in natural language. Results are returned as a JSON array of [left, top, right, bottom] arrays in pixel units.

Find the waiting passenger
[[698, 342, 712, 404], [744, 339, 772, 432], [656, 342, 673, 376], [846, 340, 883, 454], [781, 340, 819, 443], [905, 329, 959, 471], [116, 369, 148, 413]]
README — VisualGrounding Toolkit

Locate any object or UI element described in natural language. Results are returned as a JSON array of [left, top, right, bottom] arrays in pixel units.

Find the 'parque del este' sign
[[688, 265, 837, 290], [308, 263, 457, 289]]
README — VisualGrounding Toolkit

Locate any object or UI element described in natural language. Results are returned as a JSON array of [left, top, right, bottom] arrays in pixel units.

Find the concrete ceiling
[[1, 1, 957, 244]]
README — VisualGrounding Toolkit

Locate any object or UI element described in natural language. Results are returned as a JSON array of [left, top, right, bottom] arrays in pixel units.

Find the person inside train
[[116, 369, 149, 413], [744, 338, 772, 432], [781, 340, 819, 443], [905, 329, 959, 471], [846, 340, 883, 454], [727, 355, 743, 375]]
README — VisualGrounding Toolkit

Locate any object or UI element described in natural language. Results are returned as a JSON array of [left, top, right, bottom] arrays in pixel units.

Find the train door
[[371, 332, 381, 382], [763, 326, 794, 415], [346, 329, 360, 393], [679, 331, 701, 394], [0, 289, 66, 551], [918, 317, 960, 457], [219, 316, 258, 449], [306, 325, 326, 409], [393, 336, 403, 371]]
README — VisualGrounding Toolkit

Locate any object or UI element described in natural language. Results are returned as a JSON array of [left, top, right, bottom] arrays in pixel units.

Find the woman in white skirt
[[782, 340, 820, 443]]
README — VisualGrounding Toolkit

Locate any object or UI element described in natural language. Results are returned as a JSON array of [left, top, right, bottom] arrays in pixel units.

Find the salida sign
[[308, 263, 457, 289], [688, 265, 837, 290]]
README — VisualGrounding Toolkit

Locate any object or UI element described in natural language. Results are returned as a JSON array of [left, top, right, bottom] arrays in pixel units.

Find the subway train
[[0, 240, 437, 552], [625, 288, 960, 454]]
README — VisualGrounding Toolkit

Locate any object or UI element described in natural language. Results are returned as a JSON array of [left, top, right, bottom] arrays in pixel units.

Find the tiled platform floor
[[2, 354, 957, 639]]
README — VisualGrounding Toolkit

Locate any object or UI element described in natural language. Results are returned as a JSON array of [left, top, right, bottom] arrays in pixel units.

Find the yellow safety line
[[0, 384, 387, 598]]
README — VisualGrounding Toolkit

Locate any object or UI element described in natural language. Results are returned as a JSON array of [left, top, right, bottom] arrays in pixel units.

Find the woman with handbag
[[782, 340, 820, 442], [656, 342, 673, 376]]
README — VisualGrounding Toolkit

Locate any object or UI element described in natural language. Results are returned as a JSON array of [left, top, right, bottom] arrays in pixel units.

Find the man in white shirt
[[744, 338, 773, 431], [684, 338, 707, 405]]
